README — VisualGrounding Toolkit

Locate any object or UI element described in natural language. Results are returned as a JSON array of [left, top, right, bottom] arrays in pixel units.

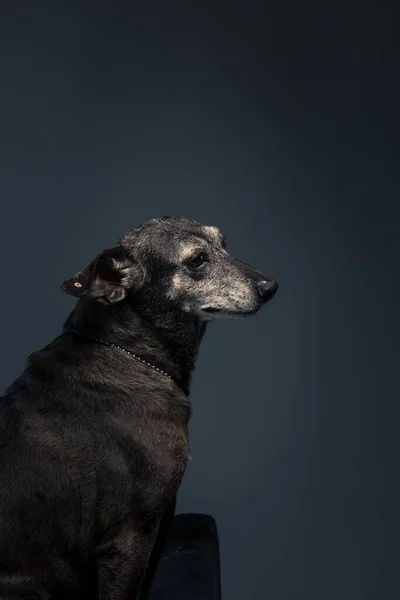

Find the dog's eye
[[186, 253, 207, 269]]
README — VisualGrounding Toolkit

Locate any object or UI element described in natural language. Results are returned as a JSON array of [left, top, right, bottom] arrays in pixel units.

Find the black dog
[[0, 217, 278, 599]]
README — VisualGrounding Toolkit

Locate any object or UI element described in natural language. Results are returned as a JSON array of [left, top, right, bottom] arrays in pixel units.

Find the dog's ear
[[61, 246, 139, 304]]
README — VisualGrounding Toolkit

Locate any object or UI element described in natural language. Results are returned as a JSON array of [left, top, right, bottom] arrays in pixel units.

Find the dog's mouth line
[[201, 307, 258, 317]]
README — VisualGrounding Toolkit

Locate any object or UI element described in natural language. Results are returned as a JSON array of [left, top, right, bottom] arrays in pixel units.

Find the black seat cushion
[[144, 513, 221, 600]]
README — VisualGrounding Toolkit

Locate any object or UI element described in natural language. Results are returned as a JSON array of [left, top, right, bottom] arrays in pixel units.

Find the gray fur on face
[[113, 216, 278, 321]]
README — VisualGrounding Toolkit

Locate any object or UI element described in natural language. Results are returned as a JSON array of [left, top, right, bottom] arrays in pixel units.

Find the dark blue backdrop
[[0, 2, 397, 598]]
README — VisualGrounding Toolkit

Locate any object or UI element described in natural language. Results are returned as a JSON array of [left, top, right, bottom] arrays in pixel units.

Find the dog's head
[[61, 217, 278, 321]]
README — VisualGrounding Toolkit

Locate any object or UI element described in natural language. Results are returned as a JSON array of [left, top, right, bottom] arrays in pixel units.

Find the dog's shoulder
[[1, 334, 190, 467]]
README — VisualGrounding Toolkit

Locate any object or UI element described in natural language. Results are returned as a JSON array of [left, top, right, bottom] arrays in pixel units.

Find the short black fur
[[0, 216, 278, 599]]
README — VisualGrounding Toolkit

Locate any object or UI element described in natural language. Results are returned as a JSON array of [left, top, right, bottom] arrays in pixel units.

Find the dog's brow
[[203, 226, 222, 243], [178, 242, 207, 261]]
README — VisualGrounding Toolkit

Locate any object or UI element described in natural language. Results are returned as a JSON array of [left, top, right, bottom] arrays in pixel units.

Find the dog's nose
[[257, 279, 279, 299]]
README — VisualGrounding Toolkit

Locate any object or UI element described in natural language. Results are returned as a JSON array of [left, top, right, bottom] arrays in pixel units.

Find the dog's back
[[0, 332, 190, 599]]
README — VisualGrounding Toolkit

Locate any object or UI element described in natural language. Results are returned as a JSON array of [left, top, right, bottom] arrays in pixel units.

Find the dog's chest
[[134, 418, 189, 482], [99, 414, 189, 513]]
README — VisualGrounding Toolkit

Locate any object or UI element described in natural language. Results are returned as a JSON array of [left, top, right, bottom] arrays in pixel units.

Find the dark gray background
[[0, 2, 398, 599]]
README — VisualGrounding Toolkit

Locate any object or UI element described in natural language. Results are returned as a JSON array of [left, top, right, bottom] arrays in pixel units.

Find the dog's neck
[[63, 298, 207, 394]]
